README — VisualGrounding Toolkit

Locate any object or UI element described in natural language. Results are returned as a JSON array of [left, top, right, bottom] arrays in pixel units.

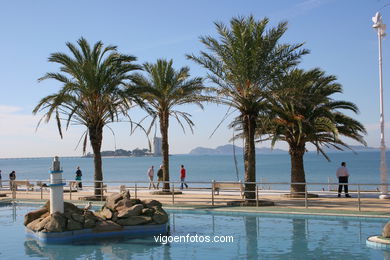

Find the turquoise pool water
[[0, 203, 389, 259]]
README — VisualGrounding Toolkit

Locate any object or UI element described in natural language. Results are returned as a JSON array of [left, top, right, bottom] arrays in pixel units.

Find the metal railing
[[1, 179, 389, 212]]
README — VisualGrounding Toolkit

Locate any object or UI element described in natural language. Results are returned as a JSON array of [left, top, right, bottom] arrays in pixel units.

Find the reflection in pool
[[0, 203, 389, 259]]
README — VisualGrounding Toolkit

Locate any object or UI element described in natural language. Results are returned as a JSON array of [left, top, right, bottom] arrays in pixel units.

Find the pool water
[[0, 203, 389, 260]]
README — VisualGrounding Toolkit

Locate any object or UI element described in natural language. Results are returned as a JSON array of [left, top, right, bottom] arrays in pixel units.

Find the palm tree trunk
[[243, 114, 256, 201], [289, 145, 306, 195], [89, 126, 103, 197], [160, 111, 170, 192]]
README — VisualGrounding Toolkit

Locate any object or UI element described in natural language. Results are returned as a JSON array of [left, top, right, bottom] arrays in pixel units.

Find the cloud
[[0, 105, 23, 114]]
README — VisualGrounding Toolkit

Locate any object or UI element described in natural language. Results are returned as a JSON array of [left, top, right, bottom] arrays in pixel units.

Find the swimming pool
[[0, 203, 388, 259]]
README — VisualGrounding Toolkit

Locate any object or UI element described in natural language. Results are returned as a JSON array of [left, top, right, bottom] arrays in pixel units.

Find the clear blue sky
[[0, 0, 389, 158]]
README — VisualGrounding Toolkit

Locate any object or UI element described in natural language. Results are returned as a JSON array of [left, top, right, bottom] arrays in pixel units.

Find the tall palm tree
[[33, 37, 142, 197], [131, 59, 206, 192], [187, 16, 308, 201], [256, 68, 366, 196]]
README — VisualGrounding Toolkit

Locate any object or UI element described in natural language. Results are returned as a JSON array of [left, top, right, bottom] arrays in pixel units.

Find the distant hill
[[189, 144, 287, 155]]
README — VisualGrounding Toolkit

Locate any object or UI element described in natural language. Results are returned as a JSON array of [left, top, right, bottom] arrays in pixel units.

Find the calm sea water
[[0, 152, 388, 186], [0, 204, 388, 259]]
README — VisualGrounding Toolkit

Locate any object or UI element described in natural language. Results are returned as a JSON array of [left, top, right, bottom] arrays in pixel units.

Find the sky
[[0, 0, 389, 158]]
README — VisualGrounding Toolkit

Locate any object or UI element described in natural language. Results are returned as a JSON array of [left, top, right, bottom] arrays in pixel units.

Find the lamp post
[[372, 12, 389, 199]]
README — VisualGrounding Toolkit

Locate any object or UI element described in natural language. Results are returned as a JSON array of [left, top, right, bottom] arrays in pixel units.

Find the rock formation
[[24, 191, 169, 233], [383, 221, 390, 238]]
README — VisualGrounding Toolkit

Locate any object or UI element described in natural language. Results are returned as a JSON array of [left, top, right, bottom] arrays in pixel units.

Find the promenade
[[1, 184, 390, 218]]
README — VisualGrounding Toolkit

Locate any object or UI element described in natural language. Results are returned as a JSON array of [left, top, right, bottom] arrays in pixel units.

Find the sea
[[0, 151, 388, 189]]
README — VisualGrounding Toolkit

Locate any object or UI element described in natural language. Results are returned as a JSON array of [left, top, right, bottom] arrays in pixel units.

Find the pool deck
[[1, 188, 390, 219]]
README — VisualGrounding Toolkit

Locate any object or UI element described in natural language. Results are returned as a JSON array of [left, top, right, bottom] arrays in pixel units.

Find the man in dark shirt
[[157, 165, 163, 189], [75, 167, 82, 189]]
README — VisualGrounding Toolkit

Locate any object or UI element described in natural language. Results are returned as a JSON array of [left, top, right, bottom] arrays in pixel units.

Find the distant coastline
[[0, 145, 384, 159], [188, 144, 380, 155], [83, 148, 157, 158]]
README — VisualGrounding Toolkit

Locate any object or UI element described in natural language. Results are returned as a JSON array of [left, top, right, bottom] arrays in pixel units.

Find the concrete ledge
[[26, 223, 169, 243], [367, 236, 390, 249]]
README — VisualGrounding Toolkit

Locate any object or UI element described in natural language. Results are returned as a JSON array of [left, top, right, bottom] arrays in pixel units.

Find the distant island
[[188, 144, 287, 155], [84, 148, 153, 158], [188, 144, 379, 155]]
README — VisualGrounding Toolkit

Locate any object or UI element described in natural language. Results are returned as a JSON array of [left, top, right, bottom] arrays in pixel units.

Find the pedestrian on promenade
[[157, 165, 163, 189], [336, 162, 351, 198], [0, 170, 2, 188], [180, 165, 188, 190], [147, 166, 156, 189], [75, 166, 82, 189], [9, 170, 16, 190]]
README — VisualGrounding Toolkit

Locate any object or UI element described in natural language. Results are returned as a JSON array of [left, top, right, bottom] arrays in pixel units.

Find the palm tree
[[256, 68, 366, 196], [33, 37, 142, 197], [131, 59, 206, 192], [187, 16, 308, 201]]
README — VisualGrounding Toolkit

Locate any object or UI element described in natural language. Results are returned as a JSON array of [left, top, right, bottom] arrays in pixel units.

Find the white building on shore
[[153, 137, 162, 156]]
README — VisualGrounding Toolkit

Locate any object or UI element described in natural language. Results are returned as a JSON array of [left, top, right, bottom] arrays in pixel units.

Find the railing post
[[134, 183, 137, 199], [239, 180, 243, 199], [172, 183, 175, 205], [211, 180, 215, 206], [100, 182, 103, 202], [304, 183, 308, 209], [256, 184, 259, 207], [40, 185, 43, 200], [358, 184, 361, 212], [12, 185, 16, 199], [69, 182, 72, 200]]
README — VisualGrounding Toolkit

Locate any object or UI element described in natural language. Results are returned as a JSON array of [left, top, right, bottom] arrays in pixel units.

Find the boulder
[[27, 218, 42, 231], [383, 221, 390, 237], [114, 198, 141, 210], [142, 199, 162, 209], [41, 212, 50, 219], [105, 193, 124, 211], [44, 212, 67, 232], [71, 213, 85, 223], [152, 207, 168, 224], [116, 216, 152, 226], [24, 208, 48, 226], [67, 218, 83, 231], [100, 207, 113, 220], [35, 216, 52, 232], [84, 212, 97, 228], [111, 212, 118, 222], [26, 215, 51, 232], [64, 202, 83, 214], [141, 208, 155, 217], [117, 204, 143, 218], [93, 221, 123, 232]]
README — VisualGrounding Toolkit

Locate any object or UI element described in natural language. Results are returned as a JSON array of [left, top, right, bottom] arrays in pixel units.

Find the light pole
[[372, 12, 389, 199]]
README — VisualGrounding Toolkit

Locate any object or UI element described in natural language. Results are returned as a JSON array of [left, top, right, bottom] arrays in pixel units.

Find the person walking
[[9, 170, 16, 190], [180, 165, 188, 190], [336, 162, 351, 198], [75, 166, 83, 189], [147, 166, 156, 189], [0, 170, 2, 188], [156, 165, 163, 189]]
